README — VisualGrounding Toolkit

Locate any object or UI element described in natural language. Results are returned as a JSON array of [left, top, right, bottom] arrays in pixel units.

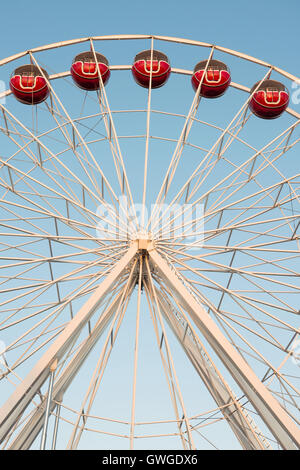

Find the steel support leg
[[148, 247, 300, 450]]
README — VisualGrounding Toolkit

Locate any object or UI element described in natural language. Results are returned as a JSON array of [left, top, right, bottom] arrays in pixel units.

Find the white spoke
[[0, 34, 299, 450]]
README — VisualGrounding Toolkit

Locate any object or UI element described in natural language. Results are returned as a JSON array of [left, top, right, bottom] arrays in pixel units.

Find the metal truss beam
[[1, 242, 299, 449], [7, 281, 135, 449], [155, 288, 270, 450]]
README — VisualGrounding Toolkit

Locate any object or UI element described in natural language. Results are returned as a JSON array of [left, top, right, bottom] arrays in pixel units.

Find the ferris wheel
[[0, 34, 299, 450]]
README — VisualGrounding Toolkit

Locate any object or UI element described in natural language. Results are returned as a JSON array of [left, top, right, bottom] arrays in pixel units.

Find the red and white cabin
[[192, 59, 231, 98], [71, 52, 110, 91], [132, 50, 171, 88], [10, 65, 49, 105], [249, 79, 289, 119]]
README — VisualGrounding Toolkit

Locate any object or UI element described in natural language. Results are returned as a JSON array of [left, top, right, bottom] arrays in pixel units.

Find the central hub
[[132, 231, 153, 252]]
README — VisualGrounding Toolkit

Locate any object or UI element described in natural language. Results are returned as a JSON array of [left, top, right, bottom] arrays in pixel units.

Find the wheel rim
[[0, 35, 299, 450]]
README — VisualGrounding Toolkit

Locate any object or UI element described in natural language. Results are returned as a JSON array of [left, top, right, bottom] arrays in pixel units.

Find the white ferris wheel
[[0, 34, 299, 450]]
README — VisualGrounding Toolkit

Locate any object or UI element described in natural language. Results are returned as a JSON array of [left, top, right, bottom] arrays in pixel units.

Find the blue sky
[[0, 0, 299, 451]]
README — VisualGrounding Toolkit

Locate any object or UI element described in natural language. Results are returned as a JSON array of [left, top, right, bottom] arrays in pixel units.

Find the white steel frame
[[0, 35, 299, 450]]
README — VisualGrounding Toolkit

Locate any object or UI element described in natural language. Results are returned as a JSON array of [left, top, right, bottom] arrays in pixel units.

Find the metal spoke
[[0, 34, 299, 450]]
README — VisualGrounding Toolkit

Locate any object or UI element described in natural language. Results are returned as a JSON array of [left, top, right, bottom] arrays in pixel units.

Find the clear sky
[[0, 0, 299, 451], [0, 0, 299, 78]]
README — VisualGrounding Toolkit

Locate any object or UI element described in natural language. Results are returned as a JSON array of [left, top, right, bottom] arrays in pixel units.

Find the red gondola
[[249, 79, 289, 119], [10, 65, 49, 105], [132, 50, 171, 88], [191, 59, 231, 98], [71, 52, 110, 91]]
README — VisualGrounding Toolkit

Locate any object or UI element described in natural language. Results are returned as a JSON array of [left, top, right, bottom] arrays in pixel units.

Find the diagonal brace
[[148, 247, 300, 450]]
